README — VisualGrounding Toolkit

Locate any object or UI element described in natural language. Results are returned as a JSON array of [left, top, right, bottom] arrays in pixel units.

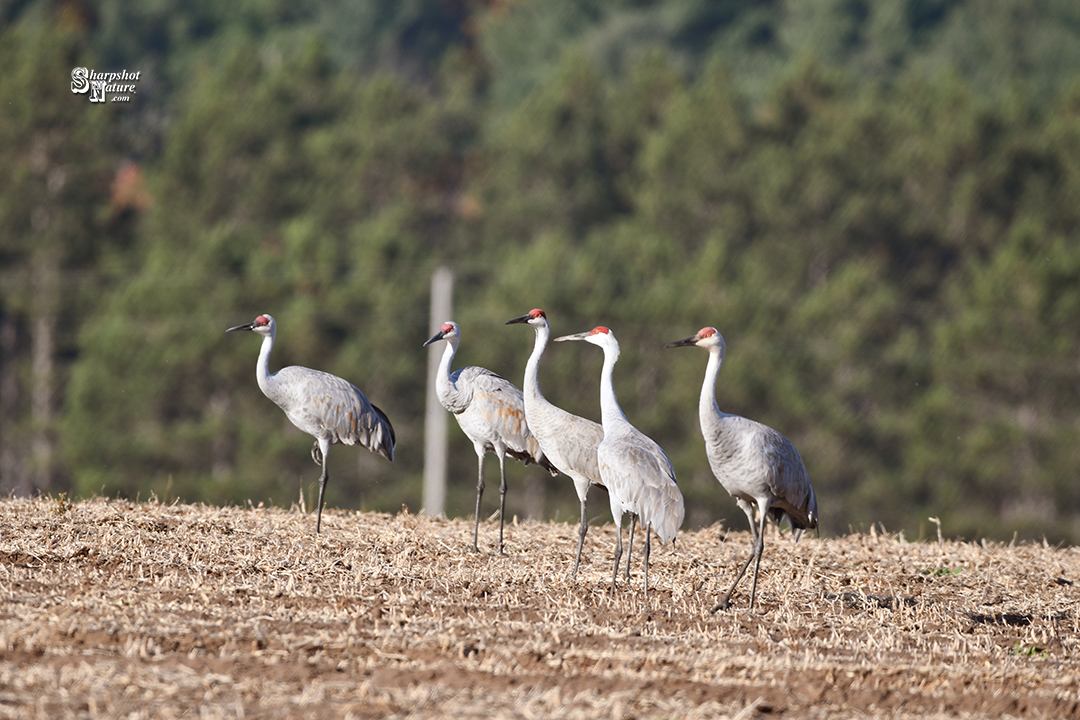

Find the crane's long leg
[[472, 452, 485, 553], [497, 452, 508, 556], [712, 545, 753, 612], [571, 498, 588, 580], [315, 439, 331, 535], [611, 520, 623, 594], [747, 504, 770, 610], [712, 502, 768, 612], [643, 523, 652, 600], [624, 514, 636, 582]]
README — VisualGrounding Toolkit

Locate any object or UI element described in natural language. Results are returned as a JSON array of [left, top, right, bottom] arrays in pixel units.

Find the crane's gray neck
[[700, 347, 725, 425], [256, 328, 277, 398], [435, 336, 472, 413], [523, 322, 550, 404], [598, 342, 626, 431], [437, 337, 458, 387]]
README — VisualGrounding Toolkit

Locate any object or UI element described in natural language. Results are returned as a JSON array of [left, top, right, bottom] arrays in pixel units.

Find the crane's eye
[[530, 309, 546, 319], [592, 326, 610, 335], [256, 315, 270, 326], [441, 323, 455, 334]]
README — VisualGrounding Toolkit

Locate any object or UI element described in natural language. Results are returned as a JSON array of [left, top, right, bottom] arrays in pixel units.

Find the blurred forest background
[[3, 0, 1080, 543]]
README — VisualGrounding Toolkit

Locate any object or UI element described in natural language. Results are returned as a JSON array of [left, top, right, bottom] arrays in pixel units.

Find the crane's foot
[[710, 596, 733, 613]]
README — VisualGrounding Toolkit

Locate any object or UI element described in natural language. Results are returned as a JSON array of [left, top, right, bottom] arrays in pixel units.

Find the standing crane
[[227, 314, 395, 534], [667, 327, 817, 611], [556, 326, 685, 598], [506, 309, 606, 579], [424, 320, 558, 555]]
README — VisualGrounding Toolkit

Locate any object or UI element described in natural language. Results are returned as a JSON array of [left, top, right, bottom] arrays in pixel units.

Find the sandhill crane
[[227, 314, 395, 534], [667, 327, 817, 611], [556, 326, 685, 597], [506, 309, 606, 579], [424, 320, 558, 554]]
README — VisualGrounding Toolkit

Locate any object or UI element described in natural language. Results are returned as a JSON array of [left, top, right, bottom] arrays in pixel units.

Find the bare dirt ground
[[1, 496, 1078, 719]]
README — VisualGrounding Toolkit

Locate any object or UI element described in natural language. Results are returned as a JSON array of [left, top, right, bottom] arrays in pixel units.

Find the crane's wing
[[599, 431, 685, 544], [442, 366, 559, 474], [466, 369, 558, 473], [468, 368, 529, 444], [756, 424, 815, 530], [275, 366, 395, 463], [529, 401, 604, 485]]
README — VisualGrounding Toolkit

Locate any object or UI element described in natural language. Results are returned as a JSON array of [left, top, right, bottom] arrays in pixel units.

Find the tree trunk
[[209, 388, 233, 480], [29, 239, 61, 495], [0, 314, 28, 497], [522, 473, 545, 521]]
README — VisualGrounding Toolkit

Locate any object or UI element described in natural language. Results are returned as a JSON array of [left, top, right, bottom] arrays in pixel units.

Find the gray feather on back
[[271, 366, 394, 462], [599, 429, 683, 543], [439, 361, 556, 474]]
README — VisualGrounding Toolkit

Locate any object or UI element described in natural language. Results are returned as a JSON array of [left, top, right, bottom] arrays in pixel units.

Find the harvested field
[[1, 497, 1079, 719]]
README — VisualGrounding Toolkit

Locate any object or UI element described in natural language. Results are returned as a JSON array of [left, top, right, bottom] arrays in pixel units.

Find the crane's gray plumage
[[556, 326, 685, 598], [667, 327, 817, 611], [506, 309, 606, 579], [424, 320, 557, 555], [227, 314, 395, 534]]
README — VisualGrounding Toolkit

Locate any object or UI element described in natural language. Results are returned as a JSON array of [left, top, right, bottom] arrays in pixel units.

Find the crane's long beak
[[226, 321, 256, 333], [553, 331, 590, 343], [423, 329, 446, 347], [506, 314, 531, 325], [665, 336, 697, 348]]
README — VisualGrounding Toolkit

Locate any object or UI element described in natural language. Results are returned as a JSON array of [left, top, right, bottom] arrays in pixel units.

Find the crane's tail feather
[[507, 439, 560, 477], [505, 447, 535, 466], [770, 504, 817, 537], [644, 492, 686, 546], [369, 403, 395, 463]]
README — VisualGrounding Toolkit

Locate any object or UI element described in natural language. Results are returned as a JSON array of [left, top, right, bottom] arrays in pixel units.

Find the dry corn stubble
[[1, 497, 1078, 719]]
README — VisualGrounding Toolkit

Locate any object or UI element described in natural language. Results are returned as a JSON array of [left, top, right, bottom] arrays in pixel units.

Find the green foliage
[[63, 37, 471, 513], [4, 0, 1080, 543], [0, 19, 131, 492], [480, 0, 1080, 110], [1011, 643, 1048, 658], [0, 21, 120, 305]]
